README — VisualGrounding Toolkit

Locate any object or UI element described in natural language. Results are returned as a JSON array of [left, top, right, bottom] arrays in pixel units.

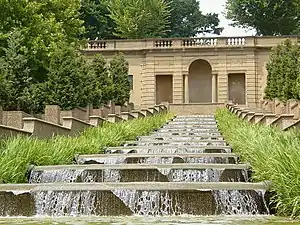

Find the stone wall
[[169, 103, 225, 115], [84, 36, 300, 108], [227, 98, 300, 131], [0, 103, 168, 139]]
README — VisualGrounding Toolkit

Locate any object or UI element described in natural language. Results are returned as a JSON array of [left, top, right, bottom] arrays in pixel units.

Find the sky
[[199, 0, 256, 37]]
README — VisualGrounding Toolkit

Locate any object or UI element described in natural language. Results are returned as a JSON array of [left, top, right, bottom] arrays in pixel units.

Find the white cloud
[[198, 0, 256, 37]]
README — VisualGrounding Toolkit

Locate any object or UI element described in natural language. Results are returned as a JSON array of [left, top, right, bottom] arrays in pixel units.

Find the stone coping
[[157, 129, 221, 133], [0, 181, 271, 192], [145, 134, 224, 138], [123, 139, 227, 144], [23, 117, 68, 130], [0, 124, 31, 135], [62, 116, 91, 126], [170, 103, 224, 106], [31, 163, 250, 171], [76, 153, 238, 160], [157, 126, 220, 133], [106, 145, 231, 150]]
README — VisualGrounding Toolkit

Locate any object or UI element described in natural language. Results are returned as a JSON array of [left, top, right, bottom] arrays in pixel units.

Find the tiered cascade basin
[[0, 182, 270, 216], [29, 163, 250, 183], [122, 140, 228, 147], [0, 115, 271, 217], [104, 146, 232, 154], [76, 153, 239, 164]]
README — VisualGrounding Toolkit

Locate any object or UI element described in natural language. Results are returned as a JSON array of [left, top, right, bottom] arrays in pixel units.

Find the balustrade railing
[[88, 41, 107, 49], [84, 36, 294, 51], [226, 37, 246, 46], [182, 38, 218, 47], [154, 40, 173, 48]]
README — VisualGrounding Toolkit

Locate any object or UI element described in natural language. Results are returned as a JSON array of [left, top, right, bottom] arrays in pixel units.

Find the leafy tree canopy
[[107, 0, 171, 39], [0, 0, 85, 81], [80, 0, 117, 40], [165, 0, 223, 37], [81, 0, 223, 39], [225, 0, 300, 35]]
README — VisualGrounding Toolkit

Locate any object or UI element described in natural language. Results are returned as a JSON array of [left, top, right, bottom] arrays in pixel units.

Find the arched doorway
[[188, 59, 212, 103]]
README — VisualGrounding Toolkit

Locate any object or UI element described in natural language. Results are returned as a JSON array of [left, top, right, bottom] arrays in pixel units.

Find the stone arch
[[188, 59, 212, 103]]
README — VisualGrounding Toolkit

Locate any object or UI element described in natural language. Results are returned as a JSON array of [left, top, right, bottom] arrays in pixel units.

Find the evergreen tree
[[0, 30, 32, 111], [265, 39, 300, 101], [41, 44, 93, 110], [91, 54, 113, 105], [109, 53, 130, 105]]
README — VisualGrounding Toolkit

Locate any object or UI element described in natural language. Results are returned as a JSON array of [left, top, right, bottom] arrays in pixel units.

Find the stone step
[[138, 136, 224, 141], [29, 164, 250, 183], [76, 153, 239, 164], [172, 117, 216, 120], [157, 128, 220, 132], [167, 121, 217, 125], [150, 132, 222, 136], [31, 163, 250, 171], [0, 182, 270, 216], [176, 115, 215, 118], [1, 181, 270, 192], [123, 140, 227, 147], [162, 125, 218, 129], [105, 146, 232, 154]]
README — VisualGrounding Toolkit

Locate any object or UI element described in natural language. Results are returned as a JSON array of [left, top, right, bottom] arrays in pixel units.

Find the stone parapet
[[0, 103, 167, 139], [23, 117, 70, 138], [107, 114, 123, 123], [89, 116, 106, 127], [62, 117, 92, 136]]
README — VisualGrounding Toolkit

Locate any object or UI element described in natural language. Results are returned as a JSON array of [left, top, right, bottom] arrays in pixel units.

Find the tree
[[109, 53, 130, 105], [108, 0, 170, 39], [40, 44, 93, 110], [225, 0, 300, 35], [91, 54, 113, 105], [80, 0, 117, 40], [165, 0, 223, 37], [265, 39, 300, 101], [0, 0, 85, 82], [0, 30, 32, 111]]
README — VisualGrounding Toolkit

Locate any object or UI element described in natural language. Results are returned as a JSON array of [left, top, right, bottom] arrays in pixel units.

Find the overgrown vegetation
[[0, 113, 173, 184], [216, 108, 300, 218], [265, 39, 300, 101]]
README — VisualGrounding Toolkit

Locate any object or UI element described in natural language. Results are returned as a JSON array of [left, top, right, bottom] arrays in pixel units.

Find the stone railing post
[[45, 105, 61, 125], [274, 99, 285, 115]]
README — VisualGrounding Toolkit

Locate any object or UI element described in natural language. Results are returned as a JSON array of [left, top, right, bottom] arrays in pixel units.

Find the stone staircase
[[0, 115, 270, 216]]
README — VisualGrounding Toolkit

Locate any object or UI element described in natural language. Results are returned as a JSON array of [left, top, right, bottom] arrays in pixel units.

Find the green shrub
[[265, 39, 300, 101], [215, 108, 300, 218], [0, 112, 174, 184]]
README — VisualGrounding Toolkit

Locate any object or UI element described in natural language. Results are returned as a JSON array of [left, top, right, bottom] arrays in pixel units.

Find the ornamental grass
[[0, 113, 174, 184], [216, 108, 300, 218]]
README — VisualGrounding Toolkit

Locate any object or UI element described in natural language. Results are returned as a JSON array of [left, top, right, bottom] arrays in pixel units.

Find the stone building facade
[[83, 36, 298, 108]]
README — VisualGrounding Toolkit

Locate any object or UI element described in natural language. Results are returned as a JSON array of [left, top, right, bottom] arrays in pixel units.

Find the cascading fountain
[[0, 115, 270, 217]]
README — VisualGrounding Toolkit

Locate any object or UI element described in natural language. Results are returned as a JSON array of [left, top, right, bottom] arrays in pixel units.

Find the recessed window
[[128, 75, 133, 90]]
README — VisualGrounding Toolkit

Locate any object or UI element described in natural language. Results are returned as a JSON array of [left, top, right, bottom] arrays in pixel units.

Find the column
[[212, 73, 217, 103], [184, 75, 189, 103]]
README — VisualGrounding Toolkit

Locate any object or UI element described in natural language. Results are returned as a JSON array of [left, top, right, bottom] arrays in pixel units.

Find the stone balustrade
[[0, 102, 167, 139], [84, 36, 299, 51], [226, 98, 300, 131]]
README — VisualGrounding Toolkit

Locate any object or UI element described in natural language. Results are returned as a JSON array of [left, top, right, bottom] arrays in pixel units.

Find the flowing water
[[0, 216, 298, 225], [0, 116, 279, 218]]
